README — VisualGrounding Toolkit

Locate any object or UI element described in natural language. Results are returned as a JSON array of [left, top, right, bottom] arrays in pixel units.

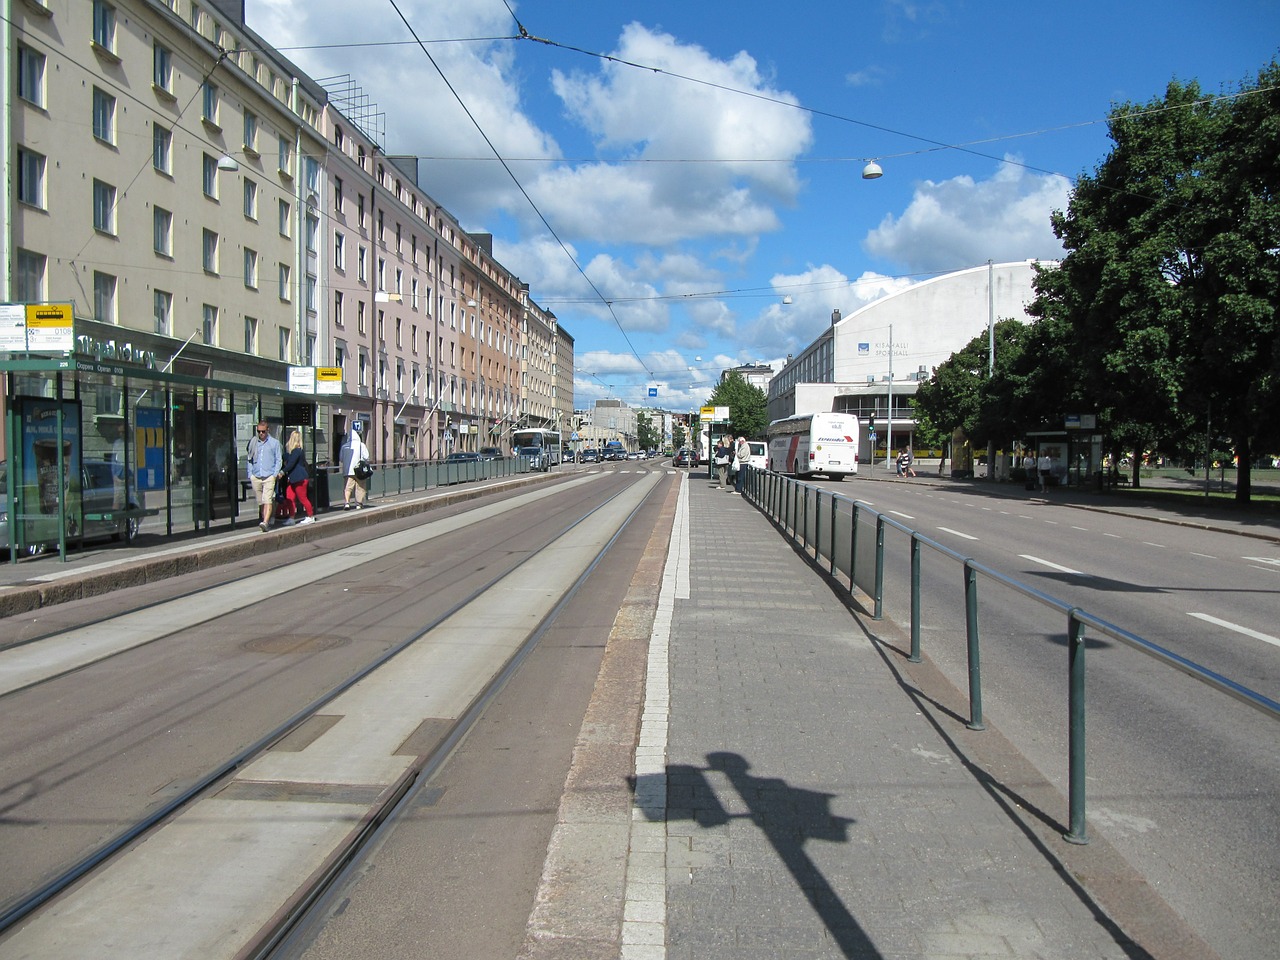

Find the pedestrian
[[905, 448, 917, 478], [247, 420, 283, 532], [896, 449, 909, 478], [340, 422, 371, 509], [280, 429, 315, 525], [1037, 451, 1052, 493], [713, 436, 731, 489], [1022, 452, 1036, 491], [734, 436, 752, 494]]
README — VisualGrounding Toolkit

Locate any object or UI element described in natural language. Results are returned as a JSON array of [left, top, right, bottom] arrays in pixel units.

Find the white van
[[745, 440, 768, 470]]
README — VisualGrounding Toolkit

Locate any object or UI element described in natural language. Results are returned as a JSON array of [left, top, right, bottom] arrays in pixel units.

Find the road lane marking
[[1190, 552, 1217, 560], [1019, 555, 1086, 575], [936, 527, 978, 540], [1104, 533, 1122, 539], [1142, 542, 1166, 548], [889, 510, 914, 520], [1187, 613, 1280, 649], [1071, 526, 1089, 531], [1244, 556, 1280, 567]]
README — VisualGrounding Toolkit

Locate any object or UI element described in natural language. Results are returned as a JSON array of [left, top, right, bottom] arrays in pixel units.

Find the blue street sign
[[648, 387, 658, 397]]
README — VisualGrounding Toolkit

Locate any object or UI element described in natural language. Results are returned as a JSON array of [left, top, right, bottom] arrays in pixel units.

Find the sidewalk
[[648, 471, 1215, 960]]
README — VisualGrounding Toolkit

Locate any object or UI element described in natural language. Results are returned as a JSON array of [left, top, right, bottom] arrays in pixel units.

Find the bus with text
[[767, 412, 859, 480], [511, 428, 561, 466]]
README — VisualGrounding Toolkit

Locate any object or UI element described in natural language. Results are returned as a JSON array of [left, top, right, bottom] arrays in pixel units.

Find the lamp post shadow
[[644, 751, 882, 959]]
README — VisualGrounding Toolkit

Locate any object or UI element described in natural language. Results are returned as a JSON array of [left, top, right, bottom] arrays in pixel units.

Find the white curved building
[[766, 260, 1050, 458]]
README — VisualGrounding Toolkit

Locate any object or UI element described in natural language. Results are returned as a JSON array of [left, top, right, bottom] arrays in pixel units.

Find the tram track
[[0, 468, 666, 957]]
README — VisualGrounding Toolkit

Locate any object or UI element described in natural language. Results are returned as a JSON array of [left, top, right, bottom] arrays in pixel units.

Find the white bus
[[767, 412, 859, 480], [511, 428, 562, 466]]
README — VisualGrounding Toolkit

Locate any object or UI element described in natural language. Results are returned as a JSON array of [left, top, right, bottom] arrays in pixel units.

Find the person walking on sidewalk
[[734, 436, 752, 493], [247, 420, 283, 532], [340, 422, 371, 509], [280, 429, 315, 525]]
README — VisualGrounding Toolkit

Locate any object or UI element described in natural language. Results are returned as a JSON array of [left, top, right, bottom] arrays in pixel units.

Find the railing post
[[829, 491, 838, 577], [873, 514, 885, 620], [1065, 609, 1090, 844], [909, 534, 922, 662], [964, 561, 985, 730], [850, 501, 859, 588]]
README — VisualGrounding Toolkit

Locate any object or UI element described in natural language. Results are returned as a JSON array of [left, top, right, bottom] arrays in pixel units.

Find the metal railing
[[317, 455, 542, 507], [745, 466, 1280, 844]]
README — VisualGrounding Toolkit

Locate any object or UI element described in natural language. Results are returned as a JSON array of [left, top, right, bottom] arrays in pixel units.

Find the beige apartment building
[[2, 0, 570, 551]]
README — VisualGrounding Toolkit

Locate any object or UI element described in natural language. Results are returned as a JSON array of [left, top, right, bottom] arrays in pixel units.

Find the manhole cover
[[243, 633, 350, 654]]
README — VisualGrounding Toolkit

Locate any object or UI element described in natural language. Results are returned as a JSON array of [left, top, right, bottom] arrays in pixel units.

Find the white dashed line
[[1019, 555, 1086, 575], [889, 510, 915, 520], [936, 527, 978, 541], [1187, 613, 1280, 650]]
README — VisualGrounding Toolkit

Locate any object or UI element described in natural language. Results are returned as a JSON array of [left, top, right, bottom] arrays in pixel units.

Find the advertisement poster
[[20, 398, 82, 545], [135, 407, 166, 492]]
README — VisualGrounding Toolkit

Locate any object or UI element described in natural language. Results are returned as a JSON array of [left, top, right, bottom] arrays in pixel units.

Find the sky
[[249, 0, 1278, 413]]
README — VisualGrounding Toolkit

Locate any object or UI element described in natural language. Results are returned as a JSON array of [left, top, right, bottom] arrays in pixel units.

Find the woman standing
[[281, 430, 315, 525]]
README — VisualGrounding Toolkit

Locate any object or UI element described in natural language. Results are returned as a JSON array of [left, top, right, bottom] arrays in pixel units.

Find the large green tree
[[1027, 61, 1279, 500], [705, 373, 768, 438], [913, 319, 1033, 449]]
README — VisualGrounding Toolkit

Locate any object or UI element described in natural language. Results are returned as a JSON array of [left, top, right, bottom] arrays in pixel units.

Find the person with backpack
[[339, 422, 371, 509]]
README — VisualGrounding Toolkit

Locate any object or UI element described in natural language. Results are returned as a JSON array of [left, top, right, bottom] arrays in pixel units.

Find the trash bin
[[312, 466, 331, 512]]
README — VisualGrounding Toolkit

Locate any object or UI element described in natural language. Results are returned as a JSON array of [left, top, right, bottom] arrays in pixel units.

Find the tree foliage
[[996, 59, 1277, 501], [706, 374, 768, 438]]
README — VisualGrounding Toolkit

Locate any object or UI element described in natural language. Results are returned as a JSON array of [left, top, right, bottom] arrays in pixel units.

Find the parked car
[[478, 447, 504, 460], [517, 445, 549, 471], [1, 458, 143, 556], [673, 448, 695, 467], [445, 451, 480, 463], [580, 448, 600, 463]]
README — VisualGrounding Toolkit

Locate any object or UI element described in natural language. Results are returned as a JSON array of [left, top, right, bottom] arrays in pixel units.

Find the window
[[243, 110, 258, 153], [334, 232, 345, 270], [306, 335, 316, 366], [359, 352, 368, 387], [153, 206, 172, 256], [335, 342, 346, 369], [243, 178, 257, 219], [412, 278, 420, 311], [396, 223, 402, 253], [15, 249, 45, 302], [201, 81, 219, 126], [93, 271, 116, 322], [358, 245, 367, 283], [202, 154, 218, 198], [17, 44, 45, 108], [334, 177, 343, 211], [278, 263, 291, 300], [395, 317, 403, 348], [92, 1, 116, 53], [334, 125, 345, 150], [93, 179, 116, 233], [305, 213, 319, 254], [357, 193, 365, 229], [155, 290, 173, 335], [202, 228, 218, 273], [153, 43, 173, 92], [377, 257, 386, 292], [304, 155, 319, 195], [306, 274, 317, 312], [334, 290, 344, 325], [92, 88, 116, 144], [278, 199, 290, 237], [153, 124, 172, 173], [244, 316, 258, 354], [17, 148, 45, 208], [358, 301, 366, 334], [278, 326, 290, 362], [202, 303, 217, 344], [243, 248, 257, 288], [277, 135, 291, 173]]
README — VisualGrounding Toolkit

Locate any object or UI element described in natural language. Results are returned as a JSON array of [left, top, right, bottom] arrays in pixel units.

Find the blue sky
[[253, 0, 1277, 411]]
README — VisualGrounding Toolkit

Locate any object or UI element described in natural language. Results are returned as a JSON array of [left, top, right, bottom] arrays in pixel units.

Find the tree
[[1028, 60, 1280, 501], [913, 319, 1033, 448], [706, 373, 768, 438], [637, 411, 659, 452]]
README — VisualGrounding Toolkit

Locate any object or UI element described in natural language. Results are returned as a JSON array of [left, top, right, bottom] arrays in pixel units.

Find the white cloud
[[863, 159, 1069, 272]]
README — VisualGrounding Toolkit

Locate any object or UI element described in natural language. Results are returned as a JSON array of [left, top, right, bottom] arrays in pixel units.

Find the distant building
[[723, 363, 774, 393], [767, 261, 1047, 461]]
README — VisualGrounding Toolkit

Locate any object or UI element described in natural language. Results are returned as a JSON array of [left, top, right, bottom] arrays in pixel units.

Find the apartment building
[[2, 0, 572, 549]]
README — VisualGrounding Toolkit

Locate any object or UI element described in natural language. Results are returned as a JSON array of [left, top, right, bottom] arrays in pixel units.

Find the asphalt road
[[817, 475, 1280, 960]]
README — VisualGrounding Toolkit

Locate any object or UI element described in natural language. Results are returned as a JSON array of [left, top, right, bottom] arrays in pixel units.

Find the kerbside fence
[[742, 466, 1280, 844]]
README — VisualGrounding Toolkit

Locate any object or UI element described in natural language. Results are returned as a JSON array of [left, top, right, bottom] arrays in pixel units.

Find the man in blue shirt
[[247, 420, 283, 531]]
